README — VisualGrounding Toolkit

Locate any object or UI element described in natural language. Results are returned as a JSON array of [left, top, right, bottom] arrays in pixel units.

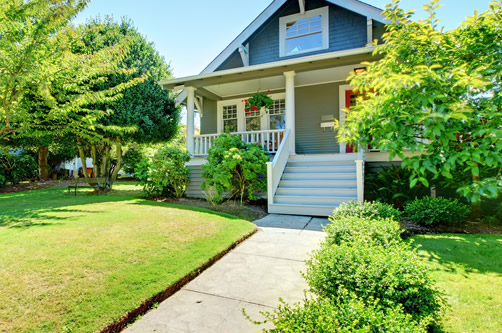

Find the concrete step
[[268, 203, 338, 217], [276, 187, 357, 197], [279, 179, 357, 188], [274, 195, 357, 206], [281, 172, 357, 181]]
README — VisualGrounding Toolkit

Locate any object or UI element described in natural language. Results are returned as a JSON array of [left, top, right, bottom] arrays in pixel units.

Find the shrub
[[304, 240, 445, 324], [404, 196, 471, 226], [330, 201, 402, 221], [122, 144, 145, 176], [366, 166, 429, 209], [0, 152, 38, 185], [259, 292, 427, 333], [201, 134, 268, 205], [136, 146, 190, 198], [324, 216, 403, 247]]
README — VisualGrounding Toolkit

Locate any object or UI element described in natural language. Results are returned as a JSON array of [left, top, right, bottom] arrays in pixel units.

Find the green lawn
[[412, 234, 502, 332], [0, 184, 255, 333]]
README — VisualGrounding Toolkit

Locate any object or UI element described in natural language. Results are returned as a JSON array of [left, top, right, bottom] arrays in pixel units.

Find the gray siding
[[216, 0, 368, 71], [201, 97, 218, 135], [186, 165, 205, 198], [295, 82, 341, 154], [216, 50, 244, 71]]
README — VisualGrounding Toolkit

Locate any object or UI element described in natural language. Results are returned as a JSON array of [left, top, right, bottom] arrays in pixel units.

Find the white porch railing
[[266, 129, 291, 207], [194, 129, 286, 156]]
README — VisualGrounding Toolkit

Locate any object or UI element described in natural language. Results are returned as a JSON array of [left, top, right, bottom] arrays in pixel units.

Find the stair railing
[[266, 129, 291, 206]]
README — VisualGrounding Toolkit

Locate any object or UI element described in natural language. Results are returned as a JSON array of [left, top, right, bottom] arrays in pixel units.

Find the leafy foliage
[[404, 196, 471, 226], [201, 134, 268, 205], [324, 215, 403, 247], [339, 0, 502, 203], [305, 239, 445, 325], [136, 146, 190, 198], [330, 201, 402, 221], [259, 292, 427, 333], [366, 166, 429, 209], [122, 144, 145, 175], [245, 91, 274, 114], [0, 151, 38, 185]]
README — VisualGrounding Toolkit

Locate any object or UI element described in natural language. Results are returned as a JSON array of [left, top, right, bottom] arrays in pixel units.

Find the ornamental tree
[[339, 0, 502, 210]]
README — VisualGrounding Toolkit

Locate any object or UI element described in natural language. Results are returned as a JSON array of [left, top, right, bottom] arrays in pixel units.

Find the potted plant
[[244, 90, 274, 115]]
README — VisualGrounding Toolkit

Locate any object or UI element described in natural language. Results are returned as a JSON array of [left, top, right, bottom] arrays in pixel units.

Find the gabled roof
[[201, 0, 388, 74]]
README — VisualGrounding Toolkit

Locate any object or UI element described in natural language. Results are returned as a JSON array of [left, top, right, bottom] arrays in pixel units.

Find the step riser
[[285, 166, 355, 173], [276, 188, 357, 197], [279, 180, 357, 188], [275, 196, 357, 206], [289, 154, 360, 162], [282, 173, 356, 181], [287, 161, 356, 168]]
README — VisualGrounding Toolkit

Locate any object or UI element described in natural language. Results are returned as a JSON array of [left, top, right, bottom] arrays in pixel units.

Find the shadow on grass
[[0, 186, 142, 229], [412, 234, 502, 276]]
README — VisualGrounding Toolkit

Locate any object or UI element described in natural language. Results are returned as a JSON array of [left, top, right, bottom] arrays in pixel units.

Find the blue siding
[[216, 50, 243, 71], [216, 0, 369, 71]]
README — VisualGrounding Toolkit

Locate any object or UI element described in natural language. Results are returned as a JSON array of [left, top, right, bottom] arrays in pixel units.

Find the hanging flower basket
[[244, 90, 274, 115]]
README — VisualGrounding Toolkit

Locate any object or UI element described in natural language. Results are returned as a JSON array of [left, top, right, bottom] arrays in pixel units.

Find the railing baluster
[[272, 132, 276, 153]]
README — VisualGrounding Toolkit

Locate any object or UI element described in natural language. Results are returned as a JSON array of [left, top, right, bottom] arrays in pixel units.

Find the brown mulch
[[153, 197, 268, 222], [401, 219, 502, 238], [0, 180, 74, 194]]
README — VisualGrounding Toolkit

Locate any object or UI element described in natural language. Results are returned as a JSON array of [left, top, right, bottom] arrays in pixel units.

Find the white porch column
[[186, 87, 196, 156], [284, 71, 296, 154]]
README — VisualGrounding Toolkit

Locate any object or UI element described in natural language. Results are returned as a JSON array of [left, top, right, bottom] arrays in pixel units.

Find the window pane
[[270, 115, 286, 130], [223, 119, 237, 132], [310, 15, 321, 23], [286, 32, 322, 54], [246, 117, 261, 131], [223, 105, 237, 120], [270, 99, 286, 115]]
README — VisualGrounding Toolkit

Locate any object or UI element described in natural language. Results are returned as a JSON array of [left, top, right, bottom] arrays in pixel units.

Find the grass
[[412, 234, 502, 332], [0, 183, 256, 333]]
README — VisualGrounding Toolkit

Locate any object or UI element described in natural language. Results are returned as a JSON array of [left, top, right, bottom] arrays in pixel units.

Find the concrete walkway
[[125, 214, 329, 333]]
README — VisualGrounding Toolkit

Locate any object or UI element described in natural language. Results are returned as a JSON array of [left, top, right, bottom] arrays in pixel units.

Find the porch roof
[[159, 46, 376, 91]]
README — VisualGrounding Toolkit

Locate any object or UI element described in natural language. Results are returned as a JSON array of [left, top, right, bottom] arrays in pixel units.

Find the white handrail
[[194, 129, 285, 156], [266, 128, 291, 206]]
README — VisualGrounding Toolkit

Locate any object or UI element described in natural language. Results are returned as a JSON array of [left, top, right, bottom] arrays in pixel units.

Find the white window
[[223, 105, 238, 132], [279, 7, 329, 57], [245, 107, 261, 131], [269, 99, 286, 130]]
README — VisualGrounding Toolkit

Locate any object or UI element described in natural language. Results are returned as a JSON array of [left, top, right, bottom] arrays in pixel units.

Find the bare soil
[[0, 180, 73, 194], [401, 219, 502, 238]]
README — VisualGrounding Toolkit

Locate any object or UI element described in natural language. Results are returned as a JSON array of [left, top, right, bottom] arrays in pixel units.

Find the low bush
[[136, 146, 190, 198], [304, 240, 445, 325], [330, 201, 402, 221], [404, 196, 471, 226], [324, 215, 403, 247], [0, 152, 38, 186], [201, 134, 268, 205], [366, 165, 429, 209], [259, 292, 427, 333], [122, 144, 145, 176]]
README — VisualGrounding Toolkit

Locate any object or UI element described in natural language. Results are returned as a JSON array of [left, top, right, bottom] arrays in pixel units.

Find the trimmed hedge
[[324, 215, 403, 247], [404, 196, 471, 226], [331, 201, 402, 221], [304, 239, 445, 325], [261, 292, 427, 333]]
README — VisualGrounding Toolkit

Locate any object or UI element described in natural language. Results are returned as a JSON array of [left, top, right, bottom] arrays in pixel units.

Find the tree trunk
[[38, 146, 50, 180], [76, 136, 89, 178], [110, 139, 123, 184], [91, 144, 98, 179]]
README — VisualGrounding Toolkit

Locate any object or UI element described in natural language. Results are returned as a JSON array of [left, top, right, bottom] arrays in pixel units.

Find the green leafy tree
[[339, 0, 502, 213], [0, 0, 88, 142]]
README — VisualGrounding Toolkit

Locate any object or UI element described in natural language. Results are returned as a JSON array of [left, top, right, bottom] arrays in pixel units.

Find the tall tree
[[339, 0, 502, 211], [0, 0, 88, 142]]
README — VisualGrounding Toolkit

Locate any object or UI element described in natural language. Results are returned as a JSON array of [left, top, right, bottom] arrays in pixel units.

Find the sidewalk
[[125, 214, 329, 333]]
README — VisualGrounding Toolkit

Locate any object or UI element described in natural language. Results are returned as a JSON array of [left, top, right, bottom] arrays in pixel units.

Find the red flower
[[247, 112, 251, 116], [245, 108, 248, 111], [245, 100, 248, 104], [251, 105, 258, 111], [267, 90, 271, 93]]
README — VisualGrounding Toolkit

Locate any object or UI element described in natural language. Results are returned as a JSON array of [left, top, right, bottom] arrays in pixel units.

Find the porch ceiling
[[159, 46, 378, 98]]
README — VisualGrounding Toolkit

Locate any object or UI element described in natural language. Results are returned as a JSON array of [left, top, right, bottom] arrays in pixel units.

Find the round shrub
[[260, 293, 427, 333], [122, 144, 145, 176], [330, 201, 402, 222], [304, 240, 445, 325], [0, 152, 38, 185], [323, 215, 403, 247], [404, 196, 471, 226]]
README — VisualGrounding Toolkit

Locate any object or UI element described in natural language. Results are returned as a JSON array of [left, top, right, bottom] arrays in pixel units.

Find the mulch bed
[[0, 180, 74, 194], [401, 219, 502, 238]]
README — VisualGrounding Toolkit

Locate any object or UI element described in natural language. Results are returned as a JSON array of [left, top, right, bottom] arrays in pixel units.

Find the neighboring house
[[160, 0, 403, 216]]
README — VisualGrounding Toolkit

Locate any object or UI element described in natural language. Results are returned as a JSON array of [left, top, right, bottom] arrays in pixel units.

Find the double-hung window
[[223, 105, 238, 132], [269, 99, 286, 130], [245, 107, 261, 131], [279, 7, 329, 57]]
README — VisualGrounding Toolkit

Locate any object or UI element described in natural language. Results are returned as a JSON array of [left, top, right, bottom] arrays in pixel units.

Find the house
[[160, 0, 403, 216]]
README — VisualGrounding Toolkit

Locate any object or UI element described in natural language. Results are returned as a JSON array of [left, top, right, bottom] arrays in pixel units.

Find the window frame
[[279, 6, 330, 58]]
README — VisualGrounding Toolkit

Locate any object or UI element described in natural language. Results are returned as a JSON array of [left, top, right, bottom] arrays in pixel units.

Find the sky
[[73, 0, 492, 79]]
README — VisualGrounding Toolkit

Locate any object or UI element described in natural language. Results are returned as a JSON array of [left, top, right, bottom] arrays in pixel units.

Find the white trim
[[238, 43, 249, 67], [160, 46, 376, 89], [367, 18, 373, 46], [279, 7, 329, 58], [200, 0, 388, 74], [298, 0, 306, 14], [217, 93, 286, 134], [339, 84, 352, 154]]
